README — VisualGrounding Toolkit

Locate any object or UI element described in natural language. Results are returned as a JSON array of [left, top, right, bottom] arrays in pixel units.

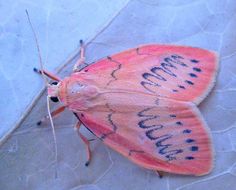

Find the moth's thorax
[[58, 76, 98, 111]]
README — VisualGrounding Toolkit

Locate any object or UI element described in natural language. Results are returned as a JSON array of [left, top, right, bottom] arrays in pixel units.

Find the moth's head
[[47, 81, 60, 103], [49, 76, 98, 110], [47, 75, 98, 111], [47, 77, 86, 105]]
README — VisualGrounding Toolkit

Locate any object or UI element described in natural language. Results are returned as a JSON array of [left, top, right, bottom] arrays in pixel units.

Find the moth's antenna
[[26, 10, 58, 178], [47, 96, 58, 178], [25, 9, 48, 86]]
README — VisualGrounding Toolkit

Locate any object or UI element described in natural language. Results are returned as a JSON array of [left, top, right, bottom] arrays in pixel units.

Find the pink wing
[[76, 44, 218, 105], [77, 93, 213, 175]]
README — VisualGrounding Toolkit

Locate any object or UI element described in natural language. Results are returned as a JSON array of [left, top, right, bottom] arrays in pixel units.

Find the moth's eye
[[51, 81, 58, 85], [50, 97, 59, 102]]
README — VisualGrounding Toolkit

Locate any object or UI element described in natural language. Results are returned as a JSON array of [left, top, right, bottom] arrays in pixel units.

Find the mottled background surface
[[1, 0, 236, 189]]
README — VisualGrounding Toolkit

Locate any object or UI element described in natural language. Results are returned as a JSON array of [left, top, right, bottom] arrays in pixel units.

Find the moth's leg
[[73, 40, 86, 72], [155, 170, 164, 178], [37, 106, 66, 125], [33, 68, 61, 81], [75, 122, 92, 166]]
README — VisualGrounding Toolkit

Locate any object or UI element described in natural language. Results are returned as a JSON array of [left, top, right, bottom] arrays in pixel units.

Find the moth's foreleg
[[33, 68, 61, 81], [75, 122, 92, 166], [73, 40, 86, 72], [155, 170, 164, 178], [37, 106, 66, 125]]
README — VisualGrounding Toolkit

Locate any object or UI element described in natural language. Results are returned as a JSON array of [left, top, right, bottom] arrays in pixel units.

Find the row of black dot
[[181, 67, 201, 88], [185, 125, 198, 160], [169, 114, 199, 160], [172, 59, 202, 92]]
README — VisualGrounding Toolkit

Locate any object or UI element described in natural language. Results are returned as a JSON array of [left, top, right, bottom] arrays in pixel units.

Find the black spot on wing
[[186, 139, 195, 143], [185, 156, 194, 160], [176, 121, 183, 126], [178, 85, 185, 89], [193, 67, 201, 72], [190, 59, 199, 63], [183, 129, 192, 134], [191, 146, 199, 151], [185, 80, 194, 85], [189, 73, 197, 78]]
